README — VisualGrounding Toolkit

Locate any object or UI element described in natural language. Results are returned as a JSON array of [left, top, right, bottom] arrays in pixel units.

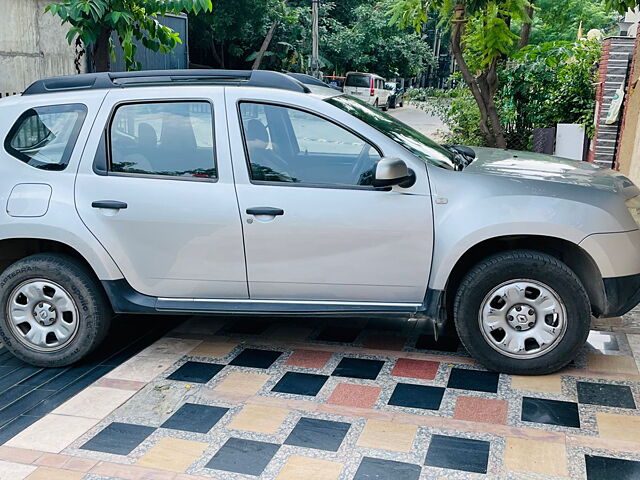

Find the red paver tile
[[34, 453, 70, 468], [363, 334, 407, 351], [62, 457, 98, 472], [391, 358, 439, 380], [93, 378, 147, 391], [285, 349, 333, 369], [454, 396, 509, 424], [327, 383, 381, 409], [0, 445, 42, 463]]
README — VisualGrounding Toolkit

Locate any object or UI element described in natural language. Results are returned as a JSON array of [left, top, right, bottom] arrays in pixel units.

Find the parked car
[[324, 75, 346, 91], [1, 69, 639, 375], [385, 82, 405, 108], [344, 72, 390, 110]]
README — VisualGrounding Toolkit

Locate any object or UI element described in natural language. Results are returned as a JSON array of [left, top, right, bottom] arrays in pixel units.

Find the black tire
[[0, 253, 111, 367], [453, 250, 590, 375]]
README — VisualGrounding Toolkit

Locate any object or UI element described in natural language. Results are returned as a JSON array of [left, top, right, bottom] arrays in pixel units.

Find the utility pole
[[311, 0, 320, 78]]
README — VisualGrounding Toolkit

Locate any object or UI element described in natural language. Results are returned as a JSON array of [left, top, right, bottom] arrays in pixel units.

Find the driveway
[[0, 314, 638, 480], [388, 104, 448, 140]]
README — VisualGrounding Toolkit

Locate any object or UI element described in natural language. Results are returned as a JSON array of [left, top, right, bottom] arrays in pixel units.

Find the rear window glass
[[4, 104, 87, 171], [109, 101, 216, 179], [345, 74, 371, 88]]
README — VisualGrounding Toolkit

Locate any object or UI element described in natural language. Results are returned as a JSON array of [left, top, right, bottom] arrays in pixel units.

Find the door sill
[[102, 279, 422, 315]]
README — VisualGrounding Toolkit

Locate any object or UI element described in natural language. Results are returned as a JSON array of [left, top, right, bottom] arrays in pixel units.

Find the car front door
[[226, 89, 433, 304], [75, 88, 248, 299]]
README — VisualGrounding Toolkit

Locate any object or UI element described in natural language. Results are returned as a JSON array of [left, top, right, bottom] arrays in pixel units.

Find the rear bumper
[[602, 273, 640, 317]]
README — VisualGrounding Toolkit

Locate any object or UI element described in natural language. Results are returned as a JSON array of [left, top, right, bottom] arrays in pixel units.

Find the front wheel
[[0, 254, 112, 367], [453, 250, 591, 375]]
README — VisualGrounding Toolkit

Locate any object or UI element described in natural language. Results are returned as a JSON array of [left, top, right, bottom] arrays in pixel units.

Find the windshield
[[326, 95, 455, 170], [345, 74, 371, 88]]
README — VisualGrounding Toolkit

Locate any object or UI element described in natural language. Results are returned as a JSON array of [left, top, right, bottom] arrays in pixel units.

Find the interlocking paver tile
[[521, 397, 580, 428], [354, 457, 421, 480], [447, 368, 499, 393], [25, 467, 85, 480], [596, 413, 640, 442], [511, 374, 563, 394], [284, 417, 350, 452], [391, 358, 439, 380], [167, 361, 224, 383], [214, 372, 270, 395], [276, 455, 343, 480], [577, 382, 636, 409], [388, 383, 445, 410], [425, 435, 490, 474], [326, 383, 380, 409], [206, 438, 279, 476], [271, 372, 329, 396], [228, 404, 290, 434], [585, 455, 640, 480], [504, 437, 567, 477], [229, 349, 283, 369], [7, 414, 98, 453], [161, 403, 229, 433], [80, 422, 155, 455], [136, 437, 208, 472], [356, 419, 417, 453], [331, 358, 384, 380], [454, 396, 508, 424], [285, 349, 332, 369]]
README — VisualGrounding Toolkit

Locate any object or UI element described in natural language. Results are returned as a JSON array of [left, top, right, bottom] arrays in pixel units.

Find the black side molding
[[92, 201, 128, 210], [246, 207, 284, 216]]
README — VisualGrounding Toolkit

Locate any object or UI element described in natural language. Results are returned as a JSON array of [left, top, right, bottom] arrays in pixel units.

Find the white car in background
[[344, 72, 390, 110]]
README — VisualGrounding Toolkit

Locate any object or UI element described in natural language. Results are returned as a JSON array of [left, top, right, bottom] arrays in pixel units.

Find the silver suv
[[1, 70, 639, 375]]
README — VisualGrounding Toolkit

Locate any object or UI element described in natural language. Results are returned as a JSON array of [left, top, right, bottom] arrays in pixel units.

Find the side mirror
[[373, 157, 416, 188]]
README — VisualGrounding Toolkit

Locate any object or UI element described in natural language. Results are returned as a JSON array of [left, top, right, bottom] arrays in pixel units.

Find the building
[[0, 0, 188, 98], [0, 0, 81, 97]]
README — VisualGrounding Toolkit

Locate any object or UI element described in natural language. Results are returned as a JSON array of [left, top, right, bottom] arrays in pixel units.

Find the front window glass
[[110, 102, 216, 179], [326, 95, 455, 170], [4, 104, 87, 171], [240, 102, 381, 187]]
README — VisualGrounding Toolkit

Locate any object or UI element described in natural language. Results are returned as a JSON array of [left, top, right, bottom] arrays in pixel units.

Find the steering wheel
[[350, 143, 373, 183]]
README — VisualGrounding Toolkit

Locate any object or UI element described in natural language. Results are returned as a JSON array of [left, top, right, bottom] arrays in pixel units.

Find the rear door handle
[[246, 207, 284, 216], [92, 200, 128, 210]]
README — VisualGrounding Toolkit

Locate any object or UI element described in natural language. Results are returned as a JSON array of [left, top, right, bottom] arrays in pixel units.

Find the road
[[388, 102, 448, 140]]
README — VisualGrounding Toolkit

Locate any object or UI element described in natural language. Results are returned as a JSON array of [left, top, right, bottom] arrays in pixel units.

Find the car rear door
[[74, 87, 248, 299]]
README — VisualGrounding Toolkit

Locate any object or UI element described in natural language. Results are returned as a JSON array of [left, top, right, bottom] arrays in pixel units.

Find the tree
[[324, 2, 434, 78], [188, 0, 287, 70], [524, 0, 618, 45], [389, 0, 530, 148], [46, 0, 213, 72], [605, 0, 640, 13]]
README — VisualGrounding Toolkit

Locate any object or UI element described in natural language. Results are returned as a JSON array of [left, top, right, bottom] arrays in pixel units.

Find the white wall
[[0, 0, 85, 96]]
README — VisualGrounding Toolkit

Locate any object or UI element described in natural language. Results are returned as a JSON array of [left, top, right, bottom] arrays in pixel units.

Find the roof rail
[[22, 69, 311, 96]]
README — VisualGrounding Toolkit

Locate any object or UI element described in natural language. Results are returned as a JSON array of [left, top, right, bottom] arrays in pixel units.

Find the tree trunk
[[93, 29, 112, 72], [210, 38, 225, 68], [450, 3, 507, 148], [252, 21, 278, 70], [518, 4, 534, 49]]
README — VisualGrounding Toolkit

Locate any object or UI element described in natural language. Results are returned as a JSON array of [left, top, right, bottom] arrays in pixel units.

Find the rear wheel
[[0, 254, 111, 367], [453, 250, 591, 375]]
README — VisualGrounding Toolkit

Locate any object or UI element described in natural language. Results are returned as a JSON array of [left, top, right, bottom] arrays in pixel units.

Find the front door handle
[[92, 200, 128, 210], [246, 207, 284, 216]]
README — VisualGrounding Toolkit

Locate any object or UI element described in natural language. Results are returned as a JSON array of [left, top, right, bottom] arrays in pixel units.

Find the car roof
[[23, 69, 311, 96]]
